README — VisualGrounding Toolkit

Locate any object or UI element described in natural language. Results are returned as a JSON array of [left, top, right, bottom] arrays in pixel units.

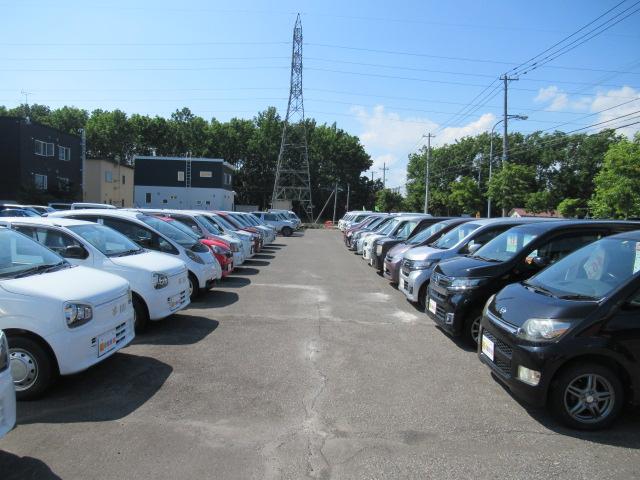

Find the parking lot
[[1, 228, 639, 479]]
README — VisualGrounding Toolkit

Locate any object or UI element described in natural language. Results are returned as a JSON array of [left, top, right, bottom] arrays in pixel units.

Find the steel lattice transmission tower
[[271, 13, 313, 221]]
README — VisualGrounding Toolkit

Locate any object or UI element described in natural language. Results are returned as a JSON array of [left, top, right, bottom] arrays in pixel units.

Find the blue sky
[[3, 0, 640, 189]]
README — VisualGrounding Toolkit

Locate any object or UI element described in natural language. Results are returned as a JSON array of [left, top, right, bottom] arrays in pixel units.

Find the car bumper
[[0, 368, 16, 438], [191, 262, 219, 289], [398, 268, 431, 303], [233, 251, 244, 266], [49, 298, 135, 375], [425, 284, 475, 337], [146, 271, 190, 320], [478, 317, 554, 408], [383, 257, 401, 283]]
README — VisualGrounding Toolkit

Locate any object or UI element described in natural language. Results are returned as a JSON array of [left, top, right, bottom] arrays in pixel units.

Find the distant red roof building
[[508, 208, 561, 218]]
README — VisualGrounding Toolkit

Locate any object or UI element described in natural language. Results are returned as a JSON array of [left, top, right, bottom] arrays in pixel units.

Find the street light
[[487, 114, 527, 218]]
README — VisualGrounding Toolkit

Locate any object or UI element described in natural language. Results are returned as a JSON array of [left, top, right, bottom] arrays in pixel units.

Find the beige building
[[84, 159, 134, 207]]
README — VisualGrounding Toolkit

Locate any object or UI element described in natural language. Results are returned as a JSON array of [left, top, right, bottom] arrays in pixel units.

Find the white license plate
[[481, 334, 494, 361], [428, 298, 437, 315], [98, 328, 118, 357]]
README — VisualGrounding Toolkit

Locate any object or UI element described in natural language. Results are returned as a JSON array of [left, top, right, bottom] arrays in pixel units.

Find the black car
[[427, 220, 638, 346], [370, 216, 450, 272], [478, 230, 640, 430]]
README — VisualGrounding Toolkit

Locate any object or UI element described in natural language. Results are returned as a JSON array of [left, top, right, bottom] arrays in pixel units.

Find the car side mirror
[[64, 245, 87, 259], [137, 236, 153, 248], [467, 243, 482, 254], [531, 256, 549, 268]]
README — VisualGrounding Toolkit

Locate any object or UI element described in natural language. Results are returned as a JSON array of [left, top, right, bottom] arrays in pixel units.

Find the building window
[[105, 171, 113, 183], [58, 146, 71, 161], [199, 171, 212, 178], [34, 140, 54, 156], [122, 175, 125, 185], [121, 199, 125, 207], [34, 174, 48, 190], [224, 173, 232, 185], [205, 200, 211, 206], [145, 193, 151, 204], [57, 177, 70, 191], [162, 199, 168, 204], [177, 171, 185, 182], [196, 200, 202, 205]]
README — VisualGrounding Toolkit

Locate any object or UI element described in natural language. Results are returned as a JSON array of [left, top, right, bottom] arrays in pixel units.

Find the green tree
[[525, 191, 554, 214], [375, 189, 404, 212], [85, 109, 134, 161], [589, 137, 640, 218], [487, 163, 536, 214], [448, 176, 482, 215], [49, 106, 89, 134], [557, 198, 586, 218]]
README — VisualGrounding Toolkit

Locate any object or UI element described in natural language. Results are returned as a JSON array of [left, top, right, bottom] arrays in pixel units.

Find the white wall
[[134, 186, 234, 210]]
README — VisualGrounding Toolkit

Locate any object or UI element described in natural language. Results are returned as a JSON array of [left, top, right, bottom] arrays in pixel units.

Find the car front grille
[[482, 329, 512, 378], [431, 272, 452, 288]]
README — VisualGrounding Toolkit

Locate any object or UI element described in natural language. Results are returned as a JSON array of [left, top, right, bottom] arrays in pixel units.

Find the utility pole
[[379, 163, 389, 188], [499, 75, 518, 165], [332, 183, 338, 224], [80, 128, 86, 200], [423, 133, 435, 214], [346, 183, 350, 212]]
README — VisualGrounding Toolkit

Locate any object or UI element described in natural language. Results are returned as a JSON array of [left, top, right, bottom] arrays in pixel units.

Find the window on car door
[[101, 217, 177, 254], [13, 226, 87, 259], [526, 232, 604, 266], [463, 226, 510, 253], [173, 215, 202, 235]]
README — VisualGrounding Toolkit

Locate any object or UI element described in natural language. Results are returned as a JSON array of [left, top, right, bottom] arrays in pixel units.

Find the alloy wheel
[[563, 373, 615, 424]]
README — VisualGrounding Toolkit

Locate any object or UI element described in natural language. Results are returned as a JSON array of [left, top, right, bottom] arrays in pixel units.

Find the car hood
[[489, 282, 598, 329], [1, 265, 129, 304], [387, 242, 410, 259], [435, 255, 504, 278], [403, 245, 445, 261], [111, 251, 186, 275]]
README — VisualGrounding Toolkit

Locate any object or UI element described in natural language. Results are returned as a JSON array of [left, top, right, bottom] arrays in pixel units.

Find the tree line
[[0, 104, 380, 219], [399, 129, 640, 219]]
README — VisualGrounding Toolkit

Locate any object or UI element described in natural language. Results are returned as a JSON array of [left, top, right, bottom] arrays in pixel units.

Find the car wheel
[[549, 362, 623, 430], [417, 283, 428, 309], [8, 336, 56, 400], [133, 295, 149, 332], [188, 272, 200, 301], [282, 226, 293, 237], [464, 312, 483, 347]]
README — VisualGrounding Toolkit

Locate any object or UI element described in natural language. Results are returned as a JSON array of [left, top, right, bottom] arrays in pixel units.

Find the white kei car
[[0, 330, 16, 438], [0, 217, 191, 331], [0, 227, 135, 399], [50, 210, 219, 300]]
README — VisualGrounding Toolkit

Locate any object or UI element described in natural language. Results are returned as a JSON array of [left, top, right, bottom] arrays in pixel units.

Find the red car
[[153, 215, 235, 277]]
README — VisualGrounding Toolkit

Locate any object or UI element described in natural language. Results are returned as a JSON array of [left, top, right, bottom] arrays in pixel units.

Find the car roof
[[504, 219, 640, 234], [52, 209, 143, 220], [462, 217, 554, 227], [608, 229, 640, 241], [0, 216, 94, 228]]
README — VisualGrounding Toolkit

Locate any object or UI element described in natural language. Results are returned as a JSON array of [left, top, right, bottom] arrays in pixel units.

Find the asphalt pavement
[[1, 229, 639, 479]]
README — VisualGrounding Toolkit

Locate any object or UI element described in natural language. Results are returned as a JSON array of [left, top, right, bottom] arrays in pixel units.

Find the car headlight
[[447, 277, 488, 292], [185, 249, 204, 264], [516, 318, 572, 342], [153, 272, 169, 289], [376, 244, 383, 255], [412, 260, 434, 270], [64, 302, 93, 328], [0, 330, 8, 372]]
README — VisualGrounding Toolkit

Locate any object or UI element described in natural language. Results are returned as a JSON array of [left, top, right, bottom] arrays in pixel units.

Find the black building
[[133, 156, 235, 210], [0, 116, 82, 202]]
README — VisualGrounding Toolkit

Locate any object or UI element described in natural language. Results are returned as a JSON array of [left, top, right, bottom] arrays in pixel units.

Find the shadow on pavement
[[231, 267, 259, 276], [253, 254, 275, 260], [190, 290, 239, 308], [262, 246, 281, 250], [220, 276, 251, 288], [135, 314, 219, 345], [17, 352, 172, 424], [242, 259, 269, 267], [490, 373, 640, 448], [269, 243, 286, 247], [434, 325, 476, 353], [0, 451, 62, 480]]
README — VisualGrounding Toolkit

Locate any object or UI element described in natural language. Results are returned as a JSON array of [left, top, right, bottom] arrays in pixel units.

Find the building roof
[[508, 208, 561, 218], [85, 158, 134, 169], [133, 155, 235, 171]]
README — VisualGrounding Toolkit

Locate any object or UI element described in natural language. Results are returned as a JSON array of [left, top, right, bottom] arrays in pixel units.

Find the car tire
[[8, 336, 56, 400], [188, 272, 200, 301], [417, 283, 428, 309], [464, 312, 483, 347], [282, 226, 293, 237], [549, 362, 624, 430], [133, 295, 149, 333]]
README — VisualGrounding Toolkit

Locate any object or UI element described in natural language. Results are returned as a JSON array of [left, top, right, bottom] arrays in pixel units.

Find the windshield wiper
[[557, 293, 597, 301], [110, 248, 143, 257], [472, 255, 500, 262], [524, 282, 555, 297], [14, 261, 67, 278]]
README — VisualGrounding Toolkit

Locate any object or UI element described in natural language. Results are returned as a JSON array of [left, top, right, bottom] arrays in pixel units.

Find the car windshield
[[0, 228, 67, 279], [393, 220, 419, 239], [526, 237, 640, 300], [408, 221, 450, 245], [431, 222, 481, 250], [230, 214, 250, 227], [221, 214, 242, 229], [379, 218, 400, 236], [472, 227, 539, 262], [196, 215, 223, 234], [137, 214, 198, 248], [167, 218, 202, 240], [213, 215, 237, 230], [68, 224, 142, 257]]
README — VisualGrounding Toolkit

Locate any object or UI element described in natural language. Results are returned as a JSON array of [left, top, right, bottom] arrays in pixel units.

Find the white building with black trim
[[133, 156, 235, 210]]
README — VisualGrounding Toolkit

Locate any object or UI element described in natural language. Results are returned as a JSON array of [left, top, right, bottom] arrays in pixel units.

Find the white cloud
[[351, 105, 496, 192], [589, 86, 640, 138], [533, 85, 591, 112]]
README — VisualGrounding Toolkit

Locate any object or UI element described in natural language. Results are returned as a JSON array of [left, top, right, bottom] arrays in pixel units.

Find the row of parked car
[[0, 203, 300, 439], [339, 211, 640, 430]]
